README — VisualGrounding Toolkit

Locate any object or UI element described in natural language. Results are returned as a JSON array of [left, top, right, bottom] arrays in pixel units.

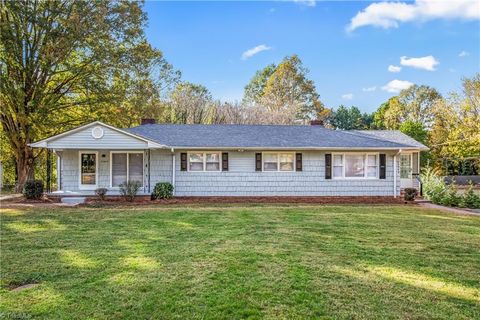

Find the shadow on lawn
[[1, 206, 480, 318]]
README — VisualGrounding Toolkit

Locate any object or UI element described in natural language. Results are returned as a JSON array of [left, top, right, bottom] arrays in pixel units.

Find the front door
[[400, 153, 413, 188]]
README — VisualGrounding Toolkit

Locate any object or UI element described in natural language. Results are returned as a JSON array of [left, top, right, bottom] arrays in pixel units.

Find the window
[[111, 152, 144, 187], [188, 152, 221, 171], [263, 153, 294, 172], [366, 155, 377, 178], [345, 155, 365, 178], [80, 153, 97, 186], [332, 153, 378, 179], [263, 153, 278, 171], [400, 154, 412, 179], [333, 155, 343, 178]]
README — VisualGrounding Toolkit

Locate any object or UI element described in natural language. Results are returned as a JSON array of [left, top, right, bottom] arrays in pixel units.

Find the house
[[29, 120, 428, 198]]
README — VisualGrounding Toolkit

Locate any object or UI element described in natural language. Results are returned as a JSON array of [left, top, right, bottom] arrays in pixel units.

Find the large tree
[[374, 85, 442, 130], [243, 55, 330, 123], [243, 63, 276, 105], [163, 82, 216, 124], [0, 0, 163, 190], [429, 74, 480, 173], [329, 105, 372, 130]]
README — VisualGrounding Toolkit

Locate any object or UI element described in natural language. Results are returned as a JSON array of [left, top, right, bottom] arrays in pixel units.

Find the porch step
[[61, 197, 86, 205]]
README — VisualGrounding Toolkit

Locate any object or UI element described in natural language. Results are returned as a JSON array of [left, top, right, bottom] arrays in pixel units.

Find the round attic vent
[[91, 126, 104, 139]]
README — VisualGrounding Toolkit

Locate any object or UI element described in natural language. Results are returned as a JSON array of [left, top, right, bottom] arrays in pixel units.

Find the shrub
[[439, 184, 461, 207], [23, 180, 44, 200], [459, 184, 480, 209], [151, 182, 174, 200], [421, 167, 447, 204], [403, 188, 417, 201], [119, 180, 141, 202], [95, 188, 108, 201]]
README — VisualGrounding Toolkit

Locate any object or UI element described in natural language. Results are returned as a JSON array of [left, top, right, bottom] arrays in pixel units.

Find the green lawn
[[1, 204, 479, 319]]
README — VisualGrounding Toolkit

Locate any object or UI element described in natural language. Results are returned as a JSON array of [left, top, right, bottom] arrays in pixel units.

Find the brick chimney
[[141, 118, 155, 125], [310, 119, 323, 126]]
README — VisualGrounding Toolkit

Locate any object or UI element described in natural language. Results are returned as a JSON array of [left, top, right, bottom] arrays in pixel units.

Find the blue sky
[[144, 1, 480, 112]]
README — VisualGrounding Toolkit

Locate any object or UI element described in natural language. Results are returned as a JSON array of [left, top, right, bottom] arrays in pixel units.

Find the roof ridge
[[131, 123, 330, 129]]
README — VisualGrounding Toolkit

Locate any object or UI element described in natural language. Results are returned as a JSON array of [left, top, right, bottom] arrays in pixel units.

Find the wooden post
[[148, 149, 151, 193], [46, 149, 52, 193]]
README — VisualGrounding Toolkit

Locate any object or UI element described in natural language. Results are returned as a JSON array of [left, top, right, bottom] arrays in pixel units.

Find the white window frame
[[399, 152, 413, 179], [78, 151, 98, 190], [187, 152, 222, 172], [262, 152, 295, 172], [331, 152, 379, 180], [110, 151, 144, 188]]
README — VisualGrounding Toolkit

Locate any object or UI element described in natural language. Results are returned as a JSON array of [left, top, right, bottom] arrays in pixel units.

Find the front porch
[[29, 121, 173, 197]]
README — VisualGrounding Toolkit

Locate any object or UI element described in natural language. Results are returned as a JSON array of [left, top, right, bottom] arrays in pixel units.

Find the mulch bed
[[2, 195, 408, 208], [81, 196, 405, 206]]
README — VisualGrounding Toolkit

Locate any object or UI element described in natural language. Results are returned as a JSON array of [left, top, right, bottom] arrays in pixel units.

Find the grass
[[1, 204, 480, 319]]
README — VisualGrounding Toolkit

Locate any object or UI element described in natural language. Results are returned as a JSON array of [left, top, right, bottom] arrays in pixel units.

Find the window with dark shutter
[[296, 153, 302, 171], [180, 153, 187, 171], [222, 152, 229, 171], [325, 153, 332, 179], [379, 154, 386, 179], [255, 153, 262, 171]]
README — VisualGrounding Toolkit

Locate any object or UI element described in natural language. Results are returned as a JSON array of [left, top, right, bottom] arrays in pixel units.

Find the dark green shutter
[[379, 154, 386, 179], [296, 153, 302, 171], [255, 153, 262, 171], [180, 153, 187, 171], [325, 154, 332, 179], [222, 152, 229, 171]]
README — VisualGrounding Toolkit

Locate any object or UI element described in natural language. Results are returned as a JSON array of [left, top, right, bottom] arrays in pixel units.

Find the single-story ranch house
[[30, 120, 428, 198]]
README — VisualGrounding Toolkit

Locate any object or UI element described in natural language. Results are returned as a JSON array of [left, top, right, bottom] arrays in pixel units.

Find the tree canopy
[[243, 55, 330, 123], [0, 0, 168, 189]]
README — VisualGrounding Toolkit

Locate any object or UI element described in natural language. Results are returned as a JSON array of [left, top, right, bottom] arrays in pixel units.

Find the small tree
[[95, 188, 108, 201], [119, 181, 141, 202]]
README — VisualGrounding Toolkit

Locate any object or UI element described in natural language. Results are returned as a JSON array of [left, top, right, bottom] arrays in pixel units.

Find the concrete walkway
[[0, 193, 23, 201], [419, 202, 480, 216]]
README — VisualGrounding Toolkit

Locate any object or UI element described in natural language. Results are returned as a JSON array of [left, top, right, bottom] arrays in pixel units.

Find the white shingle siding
[[48, 126, 148, 149], [174, 151, 398, 196], [58, 149, 400, 196]]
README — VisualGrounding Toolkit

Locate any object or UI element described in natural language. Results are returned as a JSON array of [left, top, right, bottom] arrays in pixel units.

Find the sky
[[144, 0, 480, 113]]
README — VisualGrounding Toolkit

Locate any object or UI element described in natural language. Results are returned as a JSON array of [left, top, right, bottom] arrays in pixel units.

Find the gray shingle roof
[[350, 130, 428, 150], [126, 124, 427, 149]]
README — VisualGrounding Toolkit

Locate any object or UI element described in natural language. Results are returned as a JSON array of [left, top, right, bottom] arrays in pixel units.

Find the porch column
[[147, 149, 151, 193], [393, 154, 397, 198], [46, 149, 52, 193], [56, 153, 62, 191], [171, 148, 175, 196]]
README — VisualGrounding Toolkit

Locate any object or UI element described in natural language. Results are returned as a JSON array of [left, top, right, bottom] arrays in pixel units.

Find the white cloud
[[293, 0, 316, 7], [342, 93, 354, 100], [459, 50, 470, 57], [362, 86, 377, 92], [347, 0, 479, 31], [241, 44, 271, 60], [381, 79, 414, 93], [388, 65, 402, 73], [400, 55, 439, 71]]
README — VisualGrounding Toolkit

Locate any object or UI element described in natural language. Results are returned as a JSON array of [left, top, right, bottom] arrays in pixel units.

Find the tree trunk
[[15, 146, 35, 193]]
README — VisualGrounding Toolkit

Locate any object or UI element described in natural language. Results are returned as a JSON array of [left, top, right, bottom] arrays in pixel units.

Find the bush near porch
[[422, 168, 480, 209], [1, 205, 479, 319]]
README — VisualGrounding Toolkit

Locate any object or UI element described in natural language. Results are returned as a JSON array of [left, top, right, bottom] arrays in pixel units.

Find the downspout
[[171, 148, 175, 196]]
